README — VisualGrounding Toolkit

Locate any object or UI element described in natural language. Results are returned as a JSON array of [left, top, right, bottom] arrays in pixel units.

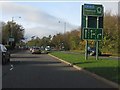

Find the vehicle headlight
[[92, 51, 95, 53]]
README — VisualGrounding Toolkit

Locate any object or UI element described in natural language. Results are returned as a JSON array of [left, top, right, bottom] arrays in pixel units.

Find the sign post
[[85, 16, 88, 60], [96, 17, 99, 60], [81, 4, 104, 60]]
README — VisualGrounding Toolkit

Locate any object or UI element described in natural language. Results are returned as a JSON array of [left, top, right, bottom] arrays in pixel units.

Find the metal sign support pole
[[85, 16, 88, 60], [96, 40, 99, 60], [85, 40, 88, 60], [96, 17, 99, 60]]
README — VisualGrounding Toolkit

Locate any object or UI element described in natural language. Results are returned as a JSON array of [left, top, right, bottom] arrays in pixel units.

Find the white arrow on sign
[[85, 29, 87, 38], [97, 33, 102, 39]]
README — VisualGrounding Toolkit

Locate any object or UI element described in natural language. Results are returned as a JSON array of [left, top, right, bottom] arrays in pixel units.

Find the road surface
[[2, 50, 116, 88]]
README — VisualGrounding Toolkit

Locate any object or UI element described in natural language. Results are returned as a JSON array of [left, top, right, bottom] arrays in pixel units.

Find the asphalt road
[[2, 50, 116, 88]]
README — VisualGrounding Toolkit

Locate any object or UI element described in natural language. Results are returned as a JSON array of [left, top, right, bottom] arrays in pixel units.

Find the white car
[[30, 47, 33, 52], [31, 47, 41, 54]]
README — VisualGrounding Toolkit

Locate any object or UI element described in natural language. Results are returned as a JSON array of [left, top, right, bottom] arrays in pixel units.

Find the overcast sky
[[0, 0, 119, 41]]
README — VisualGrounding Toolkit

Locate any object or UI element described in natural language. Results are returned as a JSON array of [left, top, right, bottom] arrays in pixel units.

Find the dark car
[[88, 47, 101, 56], [0, 44, 10, 64]]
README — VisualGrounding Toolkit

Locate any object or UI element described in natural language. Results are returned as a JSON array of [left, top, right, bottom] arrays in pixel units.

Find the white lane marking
[[10, 64, 14, 71]]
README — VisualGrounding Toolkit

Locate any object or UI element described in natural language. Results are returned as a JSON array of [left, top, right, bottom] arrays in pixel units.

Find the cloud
[[2, 2, 79, 40], [25, 27, 57, 39]]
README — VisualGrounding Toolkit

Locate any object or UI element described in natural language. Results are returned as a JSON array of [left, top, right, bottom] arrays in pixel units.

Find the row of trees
[[99, 12, 119, 53], [27, 35, 52, 48], [2, 21, 25, 49], [27, 12, 119, 54], [27, 30, 81, 51], [1, 11, 119, 54]]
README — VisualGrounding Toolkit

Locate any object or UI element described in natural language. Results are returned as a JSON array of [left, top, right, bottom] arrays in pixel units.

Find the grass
[[50, 51, 120, 84]]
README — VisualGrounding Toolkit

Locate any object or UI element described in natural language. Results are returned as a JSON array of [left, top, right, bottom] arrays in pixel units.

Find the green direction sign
[[83, 28, 103, 40], [83, 4, 103, 16]]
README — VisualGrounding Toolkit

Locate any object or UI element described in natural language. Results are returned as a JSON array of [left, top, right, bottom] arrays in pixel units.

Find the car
[[40, 46, 51, 54], [41, 48, 49, 54], [0, 44, 10, 65], [45, 46, 51, 51], [88, 47, 101, 56], [30, 47, 33, 52], [31, 47, 41, 54]]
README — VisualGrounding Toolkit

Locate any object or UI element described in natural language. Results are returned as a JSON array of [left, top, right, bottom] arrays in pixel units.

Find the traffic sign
[[83, 4, 103, 16], [81, 4, 104, 60], [83, 28, 103, 40], [81, 4, 103, 40], [9, 37, 14, 42]]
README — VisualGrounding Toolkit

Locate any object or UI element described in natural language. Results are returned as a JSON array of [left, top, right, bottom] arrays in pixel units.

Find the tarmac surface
[[2, 50, 117, 88]]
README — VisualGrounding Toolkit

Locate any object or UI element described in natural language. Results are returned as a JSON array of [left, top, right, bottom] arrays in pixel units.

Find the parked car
[[0, 44, 10, 64], [31, 47, 41, 54], [88, 47, 101, 56]]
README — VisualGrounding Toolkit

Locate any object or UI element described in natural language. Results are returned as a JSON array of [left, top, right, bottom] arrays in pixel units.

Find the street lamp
[[58, 21, 66, 50], [31, 36, 35, 40], [10, 16, 21, 46], [58, 21, 66, 34]]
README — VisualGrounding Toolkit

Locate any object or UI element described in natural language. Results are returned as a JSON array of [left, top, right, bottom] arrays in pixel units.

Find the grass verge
[[50, 51, 120, 84]]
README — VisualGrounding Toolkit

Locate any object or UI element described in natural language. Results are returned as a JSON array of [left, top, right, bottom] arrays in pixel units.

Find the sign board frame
[[81, 4, 104, 41]]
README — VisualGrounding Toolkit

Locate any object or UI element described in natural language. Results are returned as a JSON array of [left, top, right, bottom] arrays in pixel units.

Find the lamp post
[[0, 23, 2, 44], [31, 36, 35, 40], [58, 21, 66, 34], [58, 21, 66, 50], [10, 16, 21, 46], [64, 22, 66, 35]]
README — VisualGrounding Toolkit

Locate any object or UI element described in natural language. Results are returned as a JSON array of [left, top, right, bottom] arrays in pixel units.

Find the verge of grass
[[50, 51, 119, 84]]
